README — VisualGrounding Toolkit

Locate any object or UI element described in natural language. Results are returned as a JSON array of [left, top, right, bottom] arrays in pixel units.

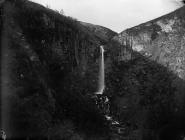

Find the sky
[[31, 0, 183, 33]]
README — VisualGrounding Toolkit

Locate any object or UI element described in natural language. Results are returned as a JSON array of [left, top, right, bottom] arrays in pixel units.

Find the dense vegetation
[[105, 39, 185, 139], [1, 0, 109, 139], [106, 55, 177, 139], [1, 0, 185, 140]]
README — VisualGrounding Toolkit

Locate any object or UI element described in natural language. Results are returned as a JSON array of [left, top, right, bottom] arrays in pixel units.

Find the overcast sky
[[31, 0, 183, 32]]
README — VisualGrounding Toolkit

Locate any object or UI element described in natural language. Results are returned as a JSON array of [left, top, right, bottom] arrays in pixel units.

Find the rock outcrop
[[115, 6, 185, 79]]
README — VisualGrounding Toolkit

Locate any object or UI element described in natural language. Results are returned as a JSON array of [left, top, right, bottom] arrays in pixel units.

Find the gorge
[[0, 0, 185, 140]]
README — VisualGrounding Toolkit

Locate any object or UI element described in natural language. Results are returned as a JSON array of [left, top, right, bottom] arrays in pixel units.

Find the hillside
[[113, 5, 185, 111], [114, 5, 185, 80], [1, 0, 185, 140], [0, 0, 110, 139], [81, 22, 118, 42], [110, 5, 185, 140]]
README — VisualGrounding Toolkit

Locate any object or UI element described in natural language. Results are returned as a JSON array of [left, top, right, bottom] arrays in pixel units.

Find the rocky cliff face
[[114, 6, 185, 80], [114, 6, 185, 109]]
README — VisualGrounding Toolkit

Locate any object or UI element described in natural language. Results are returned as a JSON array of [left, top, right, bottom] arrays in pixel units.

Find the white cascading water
[[96, 45, 105, 95], [94, 46, 120, 125]]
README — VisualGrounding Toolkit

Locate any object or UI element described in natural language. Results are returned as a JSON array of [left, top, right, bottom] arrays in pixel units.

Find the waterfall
[[96, 45, 105, 95], [93, 46, 121, 129]]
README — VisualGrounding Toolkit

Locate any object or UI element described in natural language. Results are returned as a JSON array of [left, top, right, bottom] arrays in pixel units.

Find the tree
[[60, 9, 64, 15]]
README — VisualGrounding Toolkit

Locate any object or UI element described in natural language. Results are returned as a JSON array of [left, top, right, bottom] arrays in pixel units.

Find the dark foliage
[[1, 0, 109, 139], [105, 39, 185, 139]]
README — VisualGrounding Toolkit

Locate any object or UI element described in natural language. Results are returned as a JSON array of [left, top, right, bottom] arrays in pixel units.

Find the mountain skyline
[[31, 0, 183, 32]]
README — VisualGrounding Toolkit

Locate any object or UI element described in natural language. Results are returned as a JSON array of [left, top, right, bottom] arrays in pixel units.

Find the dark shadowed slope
[[81, 22, 118, 42], [0, 0, 110, 139], [106, 39, 185, 140]]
